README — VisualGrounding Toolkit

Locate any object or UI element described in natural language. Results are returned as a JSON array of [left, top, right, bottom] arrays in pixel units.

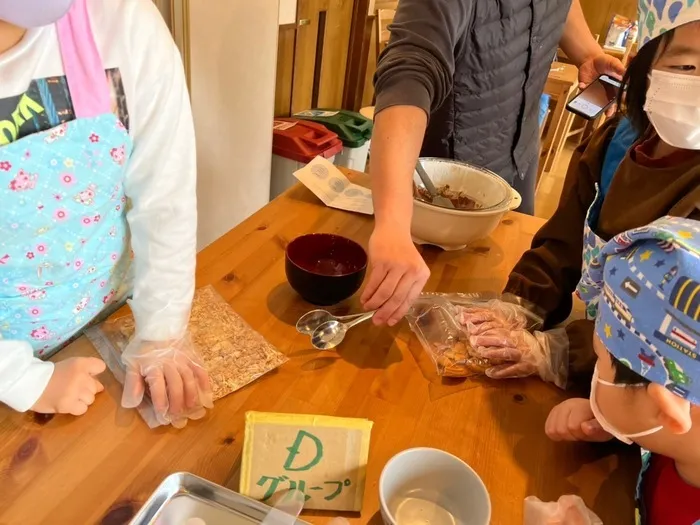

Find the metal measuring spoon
[[311, 312, 375, 350], [296, 309, 369, 335]]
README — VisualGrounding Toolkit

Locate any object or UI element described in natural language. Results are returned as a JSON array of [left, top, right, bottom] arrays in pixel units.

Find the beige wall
[[187, 0, 279, 249]]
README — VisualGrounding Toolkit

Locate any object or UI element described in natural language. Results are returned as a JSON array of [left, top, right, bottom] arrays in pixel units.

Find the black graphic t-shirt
[[0, 68, 129, 146]]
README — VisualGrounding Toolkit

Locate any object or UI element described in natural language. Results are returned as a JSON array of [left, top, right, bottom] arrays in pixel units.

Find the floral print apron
[[0, 0, 133, 357]]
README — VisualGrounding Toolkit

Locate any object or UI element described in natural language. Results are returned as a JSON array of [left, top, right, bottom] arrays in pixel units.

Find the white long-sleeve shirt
[[0, 0, 197, 411]]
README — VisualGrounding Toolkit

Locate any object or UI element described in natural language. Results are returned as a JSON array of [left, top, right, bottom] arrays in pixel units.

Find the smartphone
[[566, 74, 622, 120]]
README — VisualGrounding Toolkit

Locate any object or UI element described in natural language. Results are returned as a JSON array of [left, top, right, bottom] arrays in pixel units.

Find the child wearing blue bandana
[[546, 217, 700, 524]]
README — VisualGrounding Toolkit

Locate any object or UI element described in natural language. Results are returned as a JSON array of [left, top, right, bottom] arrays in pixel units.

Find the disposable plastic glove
[[121, 332, 213, 428], [261, 489, 306, 525], [31, 357, 106, 415], [469, 328, 569, 389], [456, 296, 542, 335], [524, 495, 603, 525]]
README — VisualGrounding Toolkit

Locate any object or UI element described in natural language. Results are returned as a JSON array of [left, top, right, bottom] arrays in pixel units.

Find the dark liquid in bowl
[[414, 184, 482, 210], [285, 234, 368, 305], [305, 258, 351, 276]]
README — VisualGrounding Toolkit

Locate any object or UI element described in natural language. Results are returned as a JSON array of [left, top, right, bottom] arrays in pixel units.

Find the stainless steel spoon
[[296, 309, 369, 335], [311, 312, 375, 350], [415, 160, 455, 209]]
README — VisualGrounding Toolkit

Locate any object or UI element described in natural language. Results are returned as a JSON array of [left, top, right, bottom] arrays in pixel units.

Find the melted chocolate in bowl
[[285, 234, 367, 305], [414, 184, 483, 210]]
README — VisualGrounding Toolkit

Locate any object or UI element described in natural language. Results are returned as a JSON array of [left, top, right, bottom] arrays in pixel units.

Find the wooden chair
[[565, 112, 607, 146], [535, 108, 551, 189], [539, 109, 550, 139]]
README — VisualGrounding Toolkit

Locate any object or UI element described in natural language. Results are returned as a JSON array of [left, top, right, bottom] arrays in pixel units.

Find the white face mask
[[644, 70, 700, 150], [589, 364, 663, 445]]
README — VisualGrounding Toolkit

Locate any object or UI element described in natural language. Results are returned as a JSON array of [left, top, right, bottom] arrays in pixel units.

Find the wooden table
[[540, 63, 579, 180], [0, 172, 638, 525]]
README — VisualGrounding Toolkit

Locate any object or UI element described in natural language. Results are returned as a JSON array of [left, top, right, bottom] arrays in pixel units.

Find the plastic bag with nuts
[[406, 293, 543, 378]]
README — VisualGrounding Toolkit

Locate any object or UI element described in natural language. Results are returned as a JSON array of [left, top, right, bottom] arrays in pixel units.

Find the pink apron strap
[[55, 0, 111, 118]]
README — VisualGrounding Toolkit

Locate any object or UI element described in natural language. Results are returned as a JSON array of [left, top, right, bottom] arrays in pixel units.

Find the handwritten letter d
[[283, 430, 324, 471]]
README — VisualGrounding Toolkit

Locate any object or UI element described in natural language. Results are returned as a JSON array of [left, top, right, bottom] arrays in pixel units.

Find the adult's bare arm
[[559, 0, 625, 110], [559, 0, 605, 68], [363, 0, 470, 325], [361, 106, 429, 326]]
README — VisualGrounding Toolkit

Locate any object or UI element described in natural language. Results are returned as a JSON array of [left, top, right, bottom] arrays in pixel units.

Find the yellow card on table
[[240, 412, 373, 512]]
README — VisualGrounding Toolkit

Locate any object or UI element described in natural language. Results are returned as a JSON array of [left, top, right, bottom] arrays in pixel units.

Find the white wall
[[188, 0, 279, 249], [278, 0, 297, 25]]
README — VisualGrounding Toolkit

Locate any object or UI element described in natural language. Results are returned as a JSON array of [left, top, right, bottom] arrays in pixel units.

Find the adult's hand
[[363, 105, 429, 325], [361, 226, 430, 326], [578, 53, 626, 116]]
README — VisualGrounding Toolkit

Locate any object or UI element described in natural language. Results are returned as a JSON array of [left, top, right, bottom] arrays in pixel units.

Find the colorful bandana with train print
[[577, 216, 700, 405], [638, 0, 700, 49]]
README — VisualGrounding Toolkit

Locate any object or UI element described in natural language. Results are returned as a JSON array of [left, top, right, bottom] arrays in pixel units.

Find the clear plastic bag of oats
[[406, 292, 544, 378]]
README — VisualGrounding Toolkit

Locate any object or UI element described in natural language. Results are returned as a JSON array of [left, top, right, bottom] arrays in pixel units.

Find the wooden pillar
[[342, 0, 372, 111]]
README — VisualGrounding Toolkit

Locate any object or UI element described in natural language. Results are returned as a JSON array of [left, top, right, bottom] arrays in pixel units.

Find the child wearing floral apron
[[0, 0, 212, 427]]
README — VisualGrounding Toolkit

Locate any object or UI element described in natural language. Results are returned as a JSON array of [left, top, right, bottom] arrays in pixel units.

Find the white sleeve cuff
[[0, 341, 55, 412], [128, 299, 190, 342]]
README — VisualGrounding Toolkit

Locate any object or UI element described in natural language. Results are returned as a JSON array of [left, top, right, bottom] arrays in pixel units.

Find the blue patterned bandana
[[638, 0, 700, 48], [577, 217, 700, 405]]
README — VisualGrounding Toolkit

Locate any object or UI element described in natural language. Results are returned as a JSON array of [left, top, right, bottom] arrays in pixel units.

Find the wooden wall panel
[[317, 0, 355, 108], [356, 0, 397, 110], [288, 0, 356, 113], [580, 0, 637, 42], [291, 0, 327, 113], [275, 25, 297, 116], [275, 0, 392, 115], [361, 16, 377, 108], [343, 0, 373, 110]]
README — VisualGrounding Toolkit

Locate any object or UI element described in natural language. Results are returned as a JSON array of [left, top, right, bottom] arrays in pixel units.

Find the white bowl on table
[[379, 447, 491, 525], [411, 158, 522, 251]]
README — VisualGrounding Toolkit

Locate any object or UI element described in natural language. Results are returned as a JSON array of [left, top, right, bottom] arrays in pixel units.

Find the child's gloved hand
[[545, 398, 613, 443], [469, 328, 569, 389], [524, 495, 603, 525], [31, 357, 106, 415], [121, 332, 213, 428], [457, 299, 533, 334]]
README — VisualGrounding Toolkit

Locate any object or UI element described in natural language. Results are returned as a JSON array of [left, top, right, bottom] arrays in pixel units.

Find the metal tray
[[129, 472, 310, 525]]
